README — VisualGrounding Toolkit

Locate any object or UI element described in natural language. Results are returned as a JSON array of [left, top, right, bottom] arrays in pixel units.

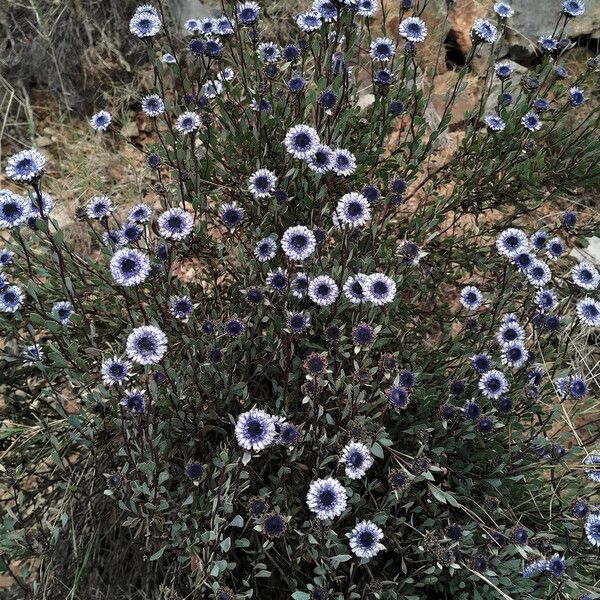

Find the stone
[[571, 237, 600, 264], [446, 0, 488, 56], [376, 0, 488, 73], [430, 70, 483, 127], [36, 135, 53, 147], [504, 1, 600, 61], [171, 0, 219, 29], [121, 121, 139, 138], [484, 59, 529, 114]]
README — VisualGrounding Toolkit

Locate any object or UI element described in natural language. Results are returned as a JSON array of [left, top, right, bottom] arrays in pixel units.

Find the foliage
[[1, 1, 600, 599]]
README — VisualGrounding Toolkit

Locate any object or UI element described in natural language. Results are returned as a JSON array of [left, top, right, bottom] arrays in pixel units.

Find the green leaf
[[149, 545, 167, 561], [371, 442, 384, 459]]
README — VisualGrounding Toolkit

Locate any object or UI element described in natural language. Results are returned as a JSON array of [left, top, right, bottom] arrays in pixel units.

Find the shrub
[[1, 1, 600, 599]]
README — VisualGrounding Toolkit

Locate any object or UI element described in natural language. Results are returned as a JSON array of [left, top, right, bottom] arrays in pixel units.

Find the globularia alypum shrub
[[1, 0, 600, 598]]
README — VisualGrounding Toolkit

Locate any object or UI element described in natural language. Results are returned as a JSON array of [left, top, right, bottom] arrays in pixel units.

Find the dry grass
[[0, 0, 146, 110]]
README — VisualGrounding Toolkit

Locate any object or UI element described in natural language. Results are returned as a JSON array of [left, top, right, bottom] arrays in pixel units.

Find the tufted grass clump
[[1, 1, 600, 599]]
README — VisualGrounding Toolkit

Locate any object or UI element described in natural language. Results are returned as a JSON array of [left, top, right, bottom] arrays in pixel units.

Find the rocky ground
[[1, 0, 599, 250]]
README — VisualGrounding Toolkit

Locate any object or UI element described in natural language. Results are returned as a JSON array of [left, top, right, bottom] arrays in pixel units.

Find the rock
[[504, 1, 600, 61], [357, 94, 375, 110], [571, 237, 600, 264], [171, 0, 220, 29], [36, 135, 53, 147], [430, 70, 483, 127], [376, 0, 488, 73], [446, 0, 488, 56], [484, 59, 529, 114], [121, 121, 139, 138]]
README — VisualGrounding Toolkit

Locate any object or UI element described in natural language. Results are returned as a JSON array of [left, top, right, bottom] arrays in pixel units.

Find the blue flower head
[[399, 17, 428, 43], [296, 11, 322, 32], [281, 225, 316, 261], [388, 100, 405, 117], [130, 8, 162, 37], [569, 87, 585, 107], [365, 273, 396, 305], [225, 318, 244, 337], [313, 0, 337, 21], [141, 94, 165, 117], [471, 19, 497, 43], [398, 369, 415, 388], [387, 386, 409, 410], [288, 75, 306, 93], [340, 441, 373, 479], [283, 44, 301, 62], [460, 285, 483, 310], [308, 145, 334, 174], [221, 203, 243, 229], [538, 36, 558, 52], [0, 248, 14, 267], [121, 222, 142, 243], [127, 204, 152, 223], [121, 389, 145, 414], [254, 237, 277, 262], [471, 354, 492, 374], [348, 520, 385, 559], [370, 37, 395, 61], [374, 68, 393, 86], [563, 0, 585, 17], [465, 400, 481, 420], [267, 269, 289, 292], [126, 325, 168, 365], [494, 2, 514, 18], [5, 150, 46, 182], [343, 273, 368, 304], [237, 2, 260, 25], [0, 285, 24, 313], [479, 369, 508, 399], [0, 190, 30, 229], [170, 296, 193, 321], [522, 112, 542, 132], [547, 554, 565, 578], [158, 208, 193, 240], [90, 111, 112, 131], [205, 17, 227, 36], [484, 115, 506, 131], [308, 275, 339, 306], [52, 301, 74, 325], [186, 462, 204, 482], [235, 409, 275, 451], [356, 0, 377, 17], [86, 195, 114, 220], [546, 237, 564, 259], [258, 41, 280, 63], [307, 477, 347, 520], [585, 513, 600, 547], [101, 357, 132, 386], [284, 124, 320, 159], [577, 297, 600, 327], [287, 312, 309, 334]]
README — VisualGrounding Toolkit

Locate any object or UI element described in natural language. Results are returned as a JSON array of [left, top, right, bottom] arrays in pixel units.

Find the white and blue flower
[[307, 477, 347, 520], [126, 325, 168, 365]]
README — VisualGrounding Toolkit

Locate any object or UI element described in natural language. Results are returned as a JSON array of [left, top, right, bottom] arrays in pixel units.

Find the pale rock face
[[172, 0, 219, 29], [372, 0, 488, 71], [571, 237, 600, 265], [504, 0, 600, 61], [376, 0, 600, 64]]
